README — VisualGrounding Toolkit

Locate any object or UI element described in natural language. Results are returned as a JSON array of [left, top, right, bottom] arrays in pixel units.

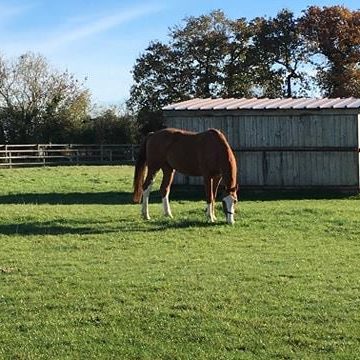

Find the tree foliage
[[0, 53, 91, 143], [223, 18, 257, 98], [128, 6, 360, 133], [127, 42, 191, 113], [170, 10, 231, 98], [81, 107, 137, 144], [300, 6, 360, 97], [251, 10, 310, 98], [128, 10, 257, 119], [0, 53, 139, 144]]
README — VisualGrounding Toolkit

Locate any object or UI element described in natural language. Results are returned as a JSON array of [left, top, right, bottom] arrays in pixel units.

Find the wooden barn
[[162, 97, 360, 192]]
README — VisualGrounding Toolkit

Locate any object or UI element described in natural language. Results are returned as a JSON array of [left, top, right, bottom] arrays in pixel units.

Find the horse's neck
[[222, 156, 237, 191]]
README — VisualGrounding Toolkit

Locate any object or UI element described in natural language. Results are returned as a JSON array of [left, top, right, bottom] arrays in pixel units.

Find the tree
[[300, 6, 360, 97], [127, 41, 191, 113], [81, 107, 137, 144], [251, 10, 310, 97], [0, 52, 91, 143], [129, 10, 235, 105], [128, 10, 255, 132], [170, 10, 231, 97], [127, 41, 192, 133], [128, 9, 314, 129], [222, 18, 255, 97], [128, 6, 360, 132]]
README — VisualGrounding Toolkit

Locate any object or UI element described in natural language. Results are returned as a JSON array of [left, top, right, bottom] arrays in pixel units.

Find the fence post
[[8, 147, 12, 169], [5, 145, 8, 167], [100, 144, 104, 163], [131, 145, 135, 162], [38, 145, 45, 166], [43, 146, 46, 166]]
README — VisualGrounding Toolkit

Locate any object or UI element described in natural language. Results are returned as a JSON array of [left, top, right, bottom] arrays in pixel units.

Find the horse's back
[[145, 128, 235, 176], [146, 128, 196, 152]]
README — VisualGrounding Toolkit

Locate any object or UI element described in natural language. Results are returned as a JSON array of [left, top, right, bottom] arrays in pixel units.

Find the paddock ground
[[0, 166, 359, 359]]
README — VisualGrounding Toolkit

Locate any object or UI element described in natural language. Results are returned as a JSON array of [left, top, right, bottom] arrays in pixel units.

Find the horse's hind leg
[[160, 166, 175, 218], [142, 167, 158, 220]]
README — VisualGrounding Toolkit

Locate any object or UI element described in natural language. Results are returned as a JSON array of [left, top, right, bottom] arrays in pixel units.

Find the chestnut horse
[[133, 128, 238, 224]]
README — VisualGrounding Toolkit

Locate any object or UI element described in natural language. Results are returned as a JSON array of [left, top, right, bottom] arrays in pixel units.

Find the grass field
[[0, 165, 359, 359]]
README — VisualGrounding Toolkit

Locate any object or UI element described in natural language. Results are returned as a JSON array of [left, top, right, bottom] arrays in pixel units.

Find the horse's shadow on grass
[[0, 189, 225, 236], [0, 217, 226, 236], [0, 189, 206, 205], [0, 191, 133, 205], [0, 187, 353, 206], [0, 221, 98, 236]]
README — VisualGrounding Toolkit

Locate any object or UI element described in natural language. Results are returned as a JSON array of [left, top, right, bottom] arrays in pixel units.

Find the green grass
[[0, 165, 359, 359]]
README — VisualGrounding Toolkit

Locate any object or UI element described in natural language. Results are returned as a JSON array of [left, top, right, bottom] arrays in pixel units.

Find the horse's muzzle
[[222, 196, 236, 225]]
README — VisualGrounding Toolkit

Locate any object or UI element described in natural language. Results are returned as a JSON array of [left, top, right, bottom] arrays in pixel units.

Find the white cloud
[[37, 4, 164, 52], [0, 3, 164, 55], [0, 2, 165, 102], [0, 3, 32, 22]]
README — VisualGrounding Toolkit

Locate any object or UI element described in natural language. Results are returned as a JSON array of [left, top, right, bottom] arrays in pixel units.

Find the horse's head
[[222, 186, 238, 225]]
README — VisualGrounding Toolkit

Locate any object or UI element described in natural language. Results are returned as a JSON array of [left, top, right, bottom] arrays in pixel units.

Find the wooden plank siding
[[164, 109, 360, 191]]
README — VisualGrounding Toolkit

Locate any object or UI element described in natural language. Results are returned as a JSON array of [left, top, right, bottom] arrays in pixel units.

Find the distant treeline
[[127, 5, 360, 133], [1, 6, 359, 143], [0, 53, 137, 144]]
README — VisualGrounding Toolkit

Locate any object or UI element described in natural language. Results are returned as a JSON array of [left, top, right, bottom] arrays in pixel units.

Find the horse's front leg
[[141, 167, 158, 220], [212, 175, 222, 220], [204, 176, 215, 222], [160, 166, 175, 218]]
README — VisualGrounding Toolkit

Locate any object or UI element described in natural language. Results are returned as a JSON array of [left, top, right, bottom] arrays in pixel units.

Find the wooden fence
[[0, 144, 139, 168]]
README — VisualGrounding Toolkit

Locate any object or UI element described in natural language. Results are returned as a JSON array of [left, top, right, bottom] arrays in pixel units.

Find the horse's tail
[[133, 134, 150, 203]]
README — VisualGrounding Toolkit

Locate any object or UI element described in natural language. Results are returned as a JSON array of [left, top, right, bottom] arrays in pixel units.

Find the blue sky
[[0, 0, 358, 106]]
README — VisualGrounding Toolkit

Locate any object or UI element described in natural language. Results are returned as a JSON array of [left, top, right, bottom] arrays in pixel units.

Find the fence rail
[[0, 144, 139, 168]]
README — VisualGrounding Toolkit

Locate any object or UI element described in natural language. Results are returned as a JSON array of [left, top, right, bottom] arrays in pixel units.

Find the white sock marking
[[206, 203, 215, 222], [162, 193, 173, 218], [142, 184, 152, 220]]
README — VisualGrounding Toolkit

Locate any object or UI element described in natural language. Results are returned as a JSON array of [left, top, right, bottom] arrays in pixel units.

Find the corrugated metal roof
[[163, 97, 360, 110]]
